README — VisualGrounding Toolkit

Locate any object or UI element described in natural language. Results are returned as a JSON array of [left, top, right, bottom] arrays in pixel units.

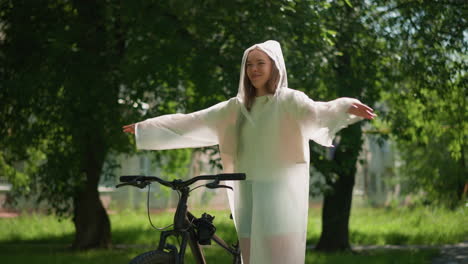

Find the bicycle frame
[[155, 186, 241, 264]]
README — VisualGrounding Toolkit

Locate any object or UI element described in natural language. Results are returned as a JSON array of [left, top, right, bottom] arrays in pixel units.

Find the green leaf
[[344, 0, 353, 8]]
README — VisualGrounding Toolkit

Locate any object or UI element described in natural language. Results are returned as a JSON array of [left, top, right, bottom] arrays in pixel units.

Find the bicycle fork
[[157, 229, 205, 264]]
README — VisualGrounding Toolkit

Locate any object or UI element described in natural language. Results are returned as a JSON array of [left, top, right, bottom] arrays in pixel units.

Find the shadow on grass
[[0, 232, 440, 264], [0, 228, 151, 264], [0, 226, 163, 246], [0, 233, 74, 245], [0, 243, 139, 264]]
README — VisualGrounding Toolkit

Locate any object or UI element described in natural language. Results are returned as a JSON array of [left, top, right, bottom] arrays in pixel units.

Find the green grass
[[348, 206, 468, 245], [0, 206, 465, 263]]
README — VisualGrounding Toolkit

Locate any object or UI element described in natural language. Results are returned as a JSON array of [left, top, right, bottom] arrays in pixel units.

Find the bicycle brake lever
[[216, 184, 233, 190], [206, 183, 233, 190], [116, 181, 150, 189]]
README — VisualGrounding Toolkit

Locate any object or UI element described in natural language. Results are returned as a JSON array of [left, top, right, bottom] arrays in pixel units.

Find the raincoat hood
[[236, 40, 288, 100]]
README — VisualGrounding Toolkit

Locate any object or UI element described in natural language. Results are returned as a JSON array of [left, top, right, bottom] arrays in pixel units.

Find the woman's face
[[246, 49, 272, 93]]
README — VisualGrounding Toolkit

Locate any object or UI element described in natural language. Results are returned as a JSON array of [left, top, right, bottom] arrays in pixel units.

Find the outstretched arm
[[293, 91, 375, 147], [124, 112, 219, 150], [122, 98, 238, 150]]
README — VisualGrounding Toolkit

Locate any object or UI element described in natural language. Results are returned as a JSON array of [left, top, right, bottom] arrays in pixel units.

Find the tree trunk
[[70, 0, 113, 250], [316, 125, 362, 252], [72, 139, 110, 249], [72, 180, 111, 249], [316, 179, 354, 251]]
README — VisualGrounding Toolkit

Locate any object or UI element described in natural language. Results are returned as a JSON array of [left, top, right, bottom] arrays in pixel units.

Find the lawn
[[0, 206, 465, 263]]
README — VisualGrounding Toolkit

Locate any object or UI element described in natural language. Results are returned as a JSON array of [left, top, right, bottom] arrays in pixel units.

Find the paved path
[[430, 242, 468, 264], [351, 242, 468, 264]]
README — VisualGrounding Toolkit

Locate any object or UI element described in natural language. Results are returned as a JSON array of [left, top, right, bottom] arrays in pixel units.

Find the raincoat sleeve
[[135, 100, 232, 150], [293, 91, 363, 147]]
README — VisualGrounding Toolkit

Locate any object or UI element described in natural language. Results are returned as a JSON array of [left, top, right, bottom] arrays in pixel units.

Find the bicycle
[[116, 173, 246, 264]]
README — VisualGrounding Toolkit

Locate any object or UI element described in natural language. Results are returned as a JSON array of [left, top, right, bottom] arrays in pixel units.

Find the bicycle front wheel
[[129, 250, 175, 264]]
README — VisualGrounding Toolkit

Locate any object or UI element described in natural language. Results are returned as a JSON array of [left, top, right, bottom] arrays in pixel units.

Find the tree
[[305, 1, 384, 251], [0, 0, 131, 249], [0, 0, 330, 249], [8, 0, 456, 253], [303, 0, 467, 251], [376, 0, 467, 207], [0, 0, 224, 249]]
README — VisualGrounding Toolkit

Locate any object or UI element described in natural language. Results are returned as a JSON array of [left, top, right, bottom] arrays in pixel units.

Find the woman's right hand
[[122, 123, 136, 134]]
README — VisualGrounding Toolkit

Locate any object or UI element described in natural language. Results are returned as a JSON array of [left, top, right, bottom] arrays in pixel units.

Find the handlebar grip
[[217, 173, 246, 181], [120, 175, 145, 182]]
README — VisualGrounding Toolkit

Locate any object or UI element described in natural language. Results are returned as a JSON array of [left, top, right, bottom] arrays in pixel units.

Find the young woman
[[123, 40, 375, 264]]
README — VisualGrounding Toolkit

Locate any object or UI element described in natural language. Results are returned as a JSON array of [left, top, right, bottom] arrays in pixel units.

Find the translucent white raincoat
[[135, 40, 363, 263]]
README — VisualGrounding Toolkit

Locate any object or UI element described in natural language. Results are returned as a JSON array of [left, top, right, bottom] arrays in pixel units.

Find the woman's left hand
[[347, 103, 376, 120]]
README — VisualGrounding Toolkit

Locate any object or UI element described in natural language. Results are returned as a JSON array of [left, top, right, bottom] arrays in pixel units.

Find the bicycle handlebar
[[211, 173, 246, 181], [118, 173, 246, 190]]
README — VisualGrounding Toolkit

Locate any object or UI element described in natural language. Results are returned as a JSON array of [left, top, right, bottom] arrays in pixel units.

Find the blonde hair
[[243, 58, 280, 110]]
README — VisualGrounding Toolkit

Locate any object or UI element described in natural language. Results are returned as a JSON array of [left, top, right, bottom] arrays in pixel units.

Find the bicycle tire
[[129, 250, 175, 264]]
